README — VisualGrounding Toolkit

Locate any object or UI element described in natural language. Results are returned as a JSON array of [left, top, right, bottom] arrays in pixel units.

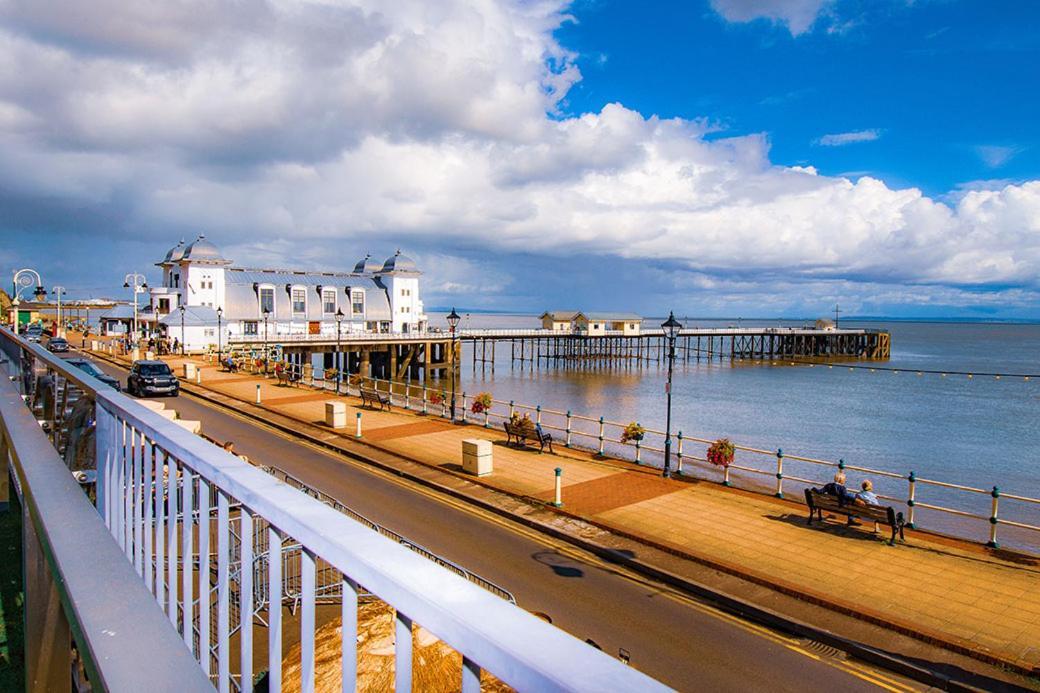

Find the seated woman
[[856, 479, 880, 506]]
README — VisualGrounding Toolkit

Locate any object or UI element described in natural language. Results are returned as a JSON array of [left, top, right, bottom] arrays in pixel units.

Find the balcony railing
[[0, 327, 667, 692]]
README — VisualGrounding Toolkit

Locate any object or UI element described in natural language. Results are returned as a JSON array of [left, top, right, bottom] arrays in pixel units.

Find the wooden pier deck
[[226, 326, 890, 381]]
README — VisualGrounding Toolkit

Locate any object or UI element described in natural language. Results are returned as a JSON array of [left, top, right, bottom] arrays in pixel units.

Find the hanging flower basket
[[707, 438, 735, 467], [621, 422, 645, 444], [348, 373, 365, 387], [324, 368, 338, 380], [428, 390, 444, 405], [471, 392, 493, 414]]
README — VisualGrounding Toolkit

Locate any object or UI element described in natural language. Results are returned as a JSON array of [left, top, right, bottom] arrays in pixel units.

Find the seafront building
[[147, 236, 427, 351]]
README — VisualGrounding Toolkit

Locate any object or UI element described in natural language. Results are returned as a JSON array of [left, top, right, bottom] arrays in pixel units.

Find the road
[[86, 354, 915, 692]]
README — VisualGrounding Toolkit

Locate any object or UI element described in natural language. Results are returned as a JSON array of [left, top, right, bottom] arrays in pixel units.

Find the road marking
[[95, 353, 921, 691]]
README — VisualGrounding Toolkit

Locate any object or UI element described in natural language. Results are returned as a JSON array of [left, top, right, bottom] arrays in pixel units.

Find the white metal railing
[[297, 370, 1040, 552], [8, 330, 666, 692]]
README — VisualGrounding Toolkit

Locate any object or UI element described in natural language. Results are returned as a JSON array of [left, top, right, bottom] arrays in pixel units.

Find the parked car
[[65, 358, 121, 391], [47, 337, 70, 353], [126, 360, 179, 397]]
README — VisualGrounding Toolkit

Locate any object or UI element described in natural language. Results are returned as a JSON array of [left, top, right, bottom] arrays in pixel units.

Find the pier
[[226, 326, 890, 381]]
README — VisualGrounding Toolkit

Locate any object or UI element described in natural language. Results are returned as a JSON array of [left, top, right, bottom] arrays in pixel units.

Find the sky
[[1, 0, 1038, 319]]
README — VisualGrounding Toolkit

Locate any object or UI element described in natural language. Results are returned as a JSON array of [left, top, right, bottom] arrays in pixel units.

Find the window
[[158, 298, 170, 313], [204, 328, 215, 338], [351, 290, 365, 316], [292, 288, 306, 314], [322, 289, 337, 314], [259, 287, 274, 314], [401, 288, 410, 297], [244, 321, 258, 336]]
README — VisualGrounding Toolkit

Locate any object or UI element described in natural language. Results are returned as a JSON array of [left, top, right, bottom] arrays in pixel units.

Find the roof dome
[[379, 250, 418, 274], [181, 234, 227, 263], [161, 239, 186, 264], [353, 254, 381, 274]]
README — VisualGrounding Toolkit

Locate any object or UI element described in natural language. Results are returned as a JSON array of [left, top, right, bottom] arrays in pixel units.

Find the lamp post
[[216, 306, 223, 364], [11, 268, 45, 326], [661, 311, 682, 478], [262, 307, 271, 375], [51, 286, 66, 337], [123, 272, 148, 344], [335, 307, 344, 394], [446, 307, 461, 422], [179, 304, 186, 355]]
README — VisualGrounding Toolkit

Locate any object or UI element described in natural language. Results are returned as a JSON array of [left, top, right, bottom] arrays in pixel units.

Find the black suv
[[66, 358, 121, 391], [127, 360, 179, 397], [47, 337, 70, 353]]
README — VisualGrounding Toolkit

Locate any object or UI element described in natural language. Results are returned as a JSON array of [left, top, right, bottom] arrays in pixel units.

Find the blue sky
[[557, 0, 1039, 196], [0, 0, 1038, 319]]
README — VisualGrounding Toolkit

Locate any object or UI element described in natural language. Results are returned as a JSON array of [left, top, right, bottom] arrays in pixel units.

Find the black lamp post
[[661, 311, 682, 478], [335, 307, 344, 394], [179, 304, 186, 355], [216, 306, 223, 364], [262, 307, 271, 375], [446, 307, 461, 422]]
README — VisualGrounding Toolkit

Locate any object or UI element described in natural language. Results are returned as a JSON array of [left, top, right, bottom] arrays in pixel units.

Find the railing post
[[775, 448, 784, 498], [907, 471, 916, 529], [565, 410, 572, 448], [634, 434, 641, 464], [356, 411, 362, 438], [508, 400, 515, 419], [988, 486, 1000, 548], [461, 392, 467, 423], [483, 405, 490, 429], [255, 383, 261, 404], [553, 467, 563, 507], [422, 386, 428, 415], [536, 405, 542, 425], [598, 417, 605, 456], [676, 431, 683, 475]]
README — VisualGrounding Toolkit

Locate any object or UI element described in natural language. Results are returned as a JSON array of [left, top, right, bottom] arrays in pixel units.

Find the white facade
[[150, 237, 427, 351]]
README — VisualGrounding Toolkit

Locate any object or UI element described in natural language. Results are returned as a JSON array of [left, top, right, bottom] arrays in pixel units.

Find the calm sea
[[433, 313, 1040, 549]]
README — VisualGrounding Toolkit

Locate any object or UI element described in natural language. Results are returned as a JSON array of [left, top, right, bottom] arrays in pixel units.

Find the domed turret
[[158, 239, 186, 266], [378, 250, 419, 274], [353, 254, 381, 274], [181, 234, 229, 264]]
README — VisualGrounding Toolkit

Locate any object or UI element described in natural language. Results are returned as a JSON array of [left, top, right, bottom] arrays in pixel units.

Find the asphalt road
[[86, 354, 913, 692]]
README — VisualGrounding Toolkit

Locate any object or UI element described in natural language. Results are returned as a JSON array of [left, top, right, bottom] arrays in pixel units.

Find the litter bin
[[462, 439, 493, 476]]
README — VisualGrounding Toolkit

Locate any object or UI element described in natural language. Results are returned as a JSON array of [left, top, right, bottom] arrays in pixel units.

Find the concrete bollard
[[255, 384, 261, 404], [196, 369, 202, 385], [356, 411, 362, 438], [553, 467, 563, 507]]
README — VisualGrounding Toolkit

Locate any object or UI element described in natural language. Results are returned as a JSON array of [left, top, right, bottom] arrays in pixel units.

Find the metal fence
[[0, 328, 667, 692], [297, 370, 1040, 552]]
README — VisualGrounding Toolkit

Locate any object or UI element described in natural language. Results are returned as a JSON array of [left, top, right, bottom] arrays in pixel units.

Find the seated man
[[818, 471, 853, 501]]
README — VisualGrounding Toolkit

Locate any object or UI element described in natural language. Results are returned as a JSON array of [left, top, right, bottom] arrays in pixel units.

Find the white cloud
[[0, 0, 1039, 310], [975, 145, 1021, 169], [709, 0, 835, 36], [814, 129, 883, 146]]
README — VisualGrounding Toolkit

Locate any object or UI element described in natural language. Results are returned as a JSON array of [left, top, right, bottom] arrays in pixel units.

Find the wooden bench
[[503, 421, 553, 453], [804, 488, 906, 546], [360, 387, 391, 411]]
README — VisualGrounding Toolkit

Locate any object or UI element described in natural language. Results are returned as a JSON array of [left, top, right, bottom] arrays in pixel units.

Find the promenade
[[91, 344, 1040, 677]]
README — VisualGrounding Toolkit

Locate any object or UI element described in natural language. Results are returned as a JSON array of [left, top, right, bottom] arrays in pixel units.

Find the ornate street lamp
[[262, 307, 271, 375], [661, 311, 682, 478], [216, 306, 223, 364], [335, 307, 344, 394], [446, 307, 461, 422], [123, 272, 148, 343], [179, 304, 186, 355]]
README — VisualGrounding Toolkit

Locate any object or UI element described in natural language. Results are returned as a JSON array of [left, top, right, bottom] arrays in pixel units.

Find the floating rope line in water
[[681, 346, 1037, 381]]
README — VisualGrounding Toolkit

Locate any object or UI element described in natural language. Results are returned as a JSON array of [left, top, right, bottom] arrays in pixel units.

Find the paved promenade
[[97, 347, 1040, 675]]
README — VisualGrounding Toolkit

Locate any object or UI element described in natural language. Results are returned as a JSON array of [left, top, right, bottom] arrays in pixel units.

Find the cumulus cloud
[[0, 0, 1039, 314], [709, 0, 834, 35], [814, 129, 883, 146]]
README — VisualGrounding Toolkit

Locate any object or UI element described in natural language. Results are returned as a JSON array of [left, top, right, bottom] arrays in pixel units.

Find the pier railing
[[297, 369, 1040, 552], [0, 328, 667, 692]]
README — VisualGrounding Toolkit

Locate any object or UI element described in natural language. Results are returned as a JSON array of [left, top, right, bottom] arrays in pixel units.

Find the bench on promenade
[[804, 488, 906, 546], [275, 368, 301, 387], [360, 387, 391, 411], [503, 421, 553, 453]]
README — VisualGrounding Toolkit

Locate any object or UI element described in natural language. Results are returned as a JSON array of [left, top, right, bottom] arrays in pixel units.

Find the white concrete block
[[462, 438, 492, 457], [461, 438, 493, 476], [325, 401, 347, 428], [174, 419, 201, 435], [183, 363, 197, 378]]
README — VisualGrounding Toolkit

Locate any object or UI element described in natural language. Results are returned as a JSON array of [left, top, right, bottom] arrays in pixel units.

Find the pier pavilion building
[[150, 236, 427, 352]]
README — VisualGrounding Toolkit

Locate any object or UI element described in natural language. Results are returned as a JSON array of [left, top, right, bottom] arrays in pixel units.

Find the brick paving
[[92, 347, 1040, 673]]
